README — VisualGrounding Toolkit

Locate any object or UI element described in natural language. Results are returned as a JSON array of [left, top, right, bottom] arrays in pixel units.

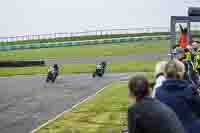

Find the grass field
[[0, 60, 156, 76], [0, 40, 169, 60], [35, 81, 128, 133]]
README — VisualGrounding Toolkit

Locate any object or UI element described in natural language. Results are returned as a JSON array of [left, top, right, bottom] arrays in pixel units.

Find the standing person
[[174, 48, 198, 85], [178, 26, 192, 49], [128, 75, 186, 133], [194, 48, 200, 74], [155, 60, 200, 133]]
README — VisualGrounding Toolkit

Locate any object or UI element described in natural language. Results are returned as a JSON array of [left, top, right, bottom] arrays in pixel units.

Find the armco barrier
[[0, 35, 170, 51], [0, 60, 45, 67]]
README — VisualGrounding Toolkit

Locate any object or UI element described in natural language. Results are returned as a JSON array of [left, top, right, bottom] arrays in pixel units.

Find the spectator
[[128, 75, 185, 133], [178, 27, 192, 49], [174, 47, 185, 61], [174, 48, 199, 85], [152, 61, 167, 98], [155, 60, 200, 133], [194, 48, 200, 74]]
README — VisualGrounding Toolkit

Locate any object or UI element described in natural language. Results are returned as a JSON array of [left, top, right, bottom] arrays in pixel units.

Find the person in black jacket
[[128, 75, 186, 133]]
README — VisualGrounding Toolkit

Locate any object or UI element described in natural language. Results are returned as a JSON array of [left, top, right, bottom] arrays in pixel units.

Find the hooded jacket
[[156, 79, 200, 132]]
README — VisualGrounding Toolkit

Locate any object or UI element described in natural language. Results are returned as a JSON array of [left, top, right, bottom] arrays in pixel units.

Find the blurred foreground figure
[[155, 60, 200, 133], [128, 75, 185, 133]]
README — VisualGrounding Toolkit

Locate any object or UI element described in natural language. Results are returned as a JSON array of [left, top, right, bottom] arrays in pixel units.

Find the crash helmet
[[53, 64, 59, 70]]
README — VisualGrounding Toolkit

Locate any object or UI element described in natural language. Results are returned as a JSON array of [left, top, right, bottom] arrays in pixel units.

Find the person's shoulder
[[128, 102, 144, 114], [128, 104, 137, 112]]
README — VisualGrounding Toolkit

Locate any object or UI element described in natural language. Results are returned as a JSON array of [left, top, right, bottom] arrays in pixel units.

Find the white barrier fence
[[0, 35, 170, 51], [0, 27, 169, 43]]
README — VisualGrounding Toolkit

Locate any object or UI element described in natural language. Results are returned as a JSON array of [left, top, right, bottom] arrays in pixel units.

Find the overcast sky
[[0, 0, 197, 36]]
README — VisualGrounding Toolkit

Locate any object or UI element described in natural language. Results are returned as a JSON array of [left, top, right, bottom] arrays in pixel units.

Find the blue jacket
[[156, 79, 200, 132]]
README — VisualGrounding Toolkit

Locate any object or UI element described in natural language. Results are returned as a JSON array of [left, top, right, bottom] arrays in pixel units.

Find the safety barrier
[[0, 60, 45, 67], [0, 35, 170, 51]]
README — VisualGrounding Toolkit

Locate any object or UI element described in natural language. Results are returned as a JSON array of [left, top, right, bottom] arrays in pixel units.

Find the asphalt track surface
[[46, 53, 168, 65], [0, 73, 138, 133], [0, 51, 167, 133]]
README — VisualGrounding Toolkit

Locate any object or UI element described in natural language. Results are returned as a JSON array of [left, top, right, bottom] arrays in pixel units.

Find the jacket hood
[[161, 79, 191, 91]]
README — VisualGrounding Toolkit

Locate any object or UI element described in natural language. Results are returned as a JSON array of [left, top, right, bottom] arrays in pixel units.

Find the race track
[[0, 45, 167, 133], [0, 73, 137, 133]]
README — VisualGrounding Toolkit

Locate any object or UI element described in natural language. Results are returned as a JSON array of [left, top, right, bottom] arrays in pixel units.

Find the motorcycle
[[92, 61, 107, 78], [46, 64, 59, 83], [46, 71, 58, 83]]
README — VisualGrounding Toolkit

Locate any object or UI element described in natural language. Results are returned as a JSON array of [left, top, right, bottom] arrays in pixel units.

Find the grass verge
[[0, 60, 156, 76], [0, 40, 169, 60], [35, 81, 128, 133]]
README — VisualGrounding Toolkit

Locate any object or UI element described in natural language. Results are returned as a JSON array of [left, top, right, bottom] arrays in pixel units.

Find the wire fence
[[0, 27, 170, 43]]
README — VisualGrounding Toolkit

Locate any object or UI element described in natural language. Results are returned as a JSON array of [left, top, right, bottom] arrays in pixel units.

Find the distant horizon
[[0, 0, 198, 36]]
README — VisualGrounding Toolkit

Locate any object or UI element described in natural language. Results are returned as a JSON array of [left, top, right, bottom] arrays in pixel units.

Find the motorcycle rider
[[48, 66, 55, 74], [47, 64, 59, 82], [96, 63, 103, 74], [53, 64, 59, 77]]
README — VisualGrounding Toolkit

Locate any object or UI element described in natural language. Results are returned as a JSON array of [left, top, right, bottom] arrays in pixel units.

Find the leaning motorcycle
[[92, 61, 107, 78], [46, 71, 58, 83]]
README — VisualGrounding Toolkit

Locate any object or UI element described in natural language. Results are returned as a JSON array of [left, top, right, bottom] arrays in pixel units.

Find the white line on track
[[31, 82, 115, 133]]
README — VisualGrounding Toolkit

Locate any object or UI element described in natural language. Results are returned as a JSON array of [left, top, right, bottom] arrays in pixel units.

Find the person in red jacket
[[178, 27, 192, 48]]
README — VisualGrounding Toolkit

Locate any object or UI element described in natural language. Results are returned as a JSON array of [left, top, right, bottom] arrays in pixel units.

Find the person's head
[[174, 48, 185, 61], [165, 60, 185, 80], [155, 61, 167, 78], [128, 75, 150, 102]]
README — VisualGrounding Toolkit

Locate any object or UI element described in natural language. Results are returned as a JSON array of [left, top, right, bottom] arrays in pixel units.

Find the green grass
[[35, 81, 129, 133], [0, 40, 169, 60], [0, 32, 169, 46], [0, 60, 157, 76]]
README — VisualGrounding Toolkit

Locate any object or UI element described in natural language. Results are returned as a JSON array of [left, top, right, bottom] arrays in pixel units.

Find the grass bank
[[35, 81, 129, 133], [0, 60, 156, 76], [0, 40, 169, 60]]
